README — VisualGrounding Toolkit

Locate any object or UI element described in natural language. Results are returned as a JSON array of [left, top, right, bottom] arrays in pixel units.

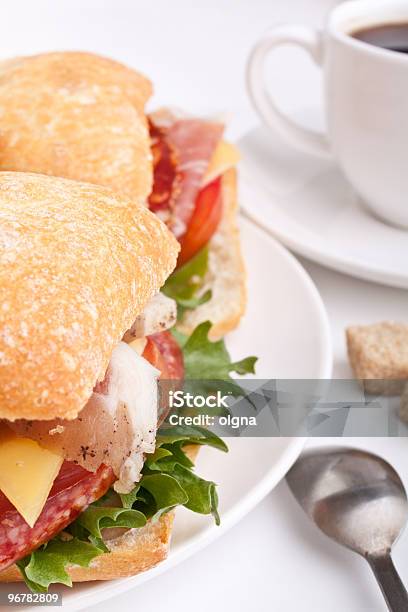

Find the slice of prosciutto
[[10, 342, 159, 494], [149, 109, 223, 238]]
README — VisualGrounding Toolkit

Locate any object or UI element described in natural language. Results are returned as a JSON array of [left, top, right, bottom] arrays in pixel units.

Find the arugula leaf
[[157, 425, 228, 452], [144, 445, 191, 471], [181, 321, 257, 380], [163, 247, 211, 318], [119, 484, 142, 510], [17, 539, 103, 592], [75, 507, 146, 539], [171, 465, 220, 525], [140, 473, 188, 516], [153, 443, 195, 470], [144, 447, 173, 465]]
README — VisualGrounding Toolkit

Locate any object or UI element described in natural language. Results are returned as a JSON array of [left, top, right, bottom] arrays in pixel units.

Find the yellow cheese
[[0, 436, 63, 527], [202, 140, 240, 187]]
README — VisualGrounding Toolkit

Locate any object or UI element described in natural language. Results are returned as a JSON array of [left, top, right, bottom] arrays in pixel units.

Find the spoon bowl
[[286, 447, 408, 611]]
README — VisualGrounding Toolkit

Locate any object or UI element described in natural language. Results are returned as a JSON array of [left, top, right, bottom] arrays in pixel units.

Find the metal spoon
[[286, 447, 408, 612]]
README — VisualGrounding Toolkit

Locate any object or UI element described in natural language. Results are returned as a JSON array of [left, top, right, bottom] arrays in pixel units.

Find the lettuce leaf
[[16, 539, 103, 593], [163, 247, 211, 318], [180, 321, 257, 380], [75, 507, 146, 538]]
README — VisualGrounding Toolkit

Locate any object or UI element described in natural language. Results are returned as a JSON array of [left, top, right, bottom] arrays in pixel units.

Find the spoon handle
[[367, 554, 408, 612]]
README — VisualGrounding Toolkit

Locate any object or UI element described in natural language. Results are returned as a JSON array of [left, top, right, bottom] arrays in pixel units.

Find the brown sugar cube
[[346, 322, 408, 395]]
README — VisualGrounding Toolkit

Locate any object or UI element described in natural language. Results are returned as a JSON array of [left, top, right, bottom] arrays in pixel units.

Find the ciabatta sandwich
[[0, 171, 228, 590], [0, 52, 255, 591]]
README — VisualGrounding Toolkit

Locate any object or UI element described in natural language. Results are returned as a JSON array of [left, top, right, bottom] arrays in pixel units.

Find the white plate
[[239, 126, 408, 289], [9, 216, 332, 611]]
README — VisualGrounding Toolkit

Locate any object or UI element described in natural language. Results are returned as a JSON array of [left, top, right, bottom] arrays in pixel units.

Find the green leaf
[[210, 485, 220, 526], [182, 321, 257, 380], [158, 443, 195, 469], [171, 465, 220, 524], [119, 484, 142, 510], [76, 506, 146, 539], [16, 558, 47, 594], [17, 539, 103, 592], [140, 473, 188, 514], [176, 290, 212, 319], [163, 247, 209, 301], [230, 356, 258, 375], [163, 248, 212, 319], [145, 444, 194, 473], [144, 447, 173, 466], [88, 535, 109, 553], [157, 425, 228, 452]]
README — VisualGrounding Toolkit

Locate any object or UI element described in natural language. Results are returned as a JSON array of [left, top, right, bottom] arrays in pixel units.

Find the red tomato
[[142, 331, 184, 380], [177, 177, 223, 267]]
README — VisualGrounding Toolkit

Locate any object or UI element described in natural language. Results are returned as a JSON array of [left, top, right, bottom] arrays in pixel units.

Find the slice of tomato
[[177, 177, 222, 267], [0, 462, 114, 571]]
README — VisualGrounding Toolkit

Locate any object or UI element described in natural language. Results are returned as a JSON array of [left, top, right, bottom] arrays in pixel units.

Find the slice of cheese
[[0, 436, 63, 527], [202, 140, 240, 187]]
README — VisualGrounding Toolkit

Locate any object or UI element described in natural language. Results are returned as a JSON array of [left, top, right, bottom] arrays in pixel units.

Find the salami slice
[[146, 331, 184, 381], [0, 462, 114, 571]]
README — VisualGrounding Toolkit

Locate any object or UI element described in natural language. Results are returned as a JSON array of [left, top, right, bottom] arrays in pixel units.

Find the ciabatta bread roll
[[0, 171, 179, 422], [0, 52, 152, 202]]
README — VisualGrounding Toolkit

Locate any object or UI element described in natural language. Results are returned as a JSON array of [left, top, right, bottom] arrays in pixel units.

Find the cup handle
[[247, 25, 331, 158]]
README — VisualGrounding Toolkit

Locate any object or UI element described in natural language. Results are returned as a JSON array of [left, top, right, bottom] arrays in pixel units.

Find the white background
[[4, 1, 408, 610]]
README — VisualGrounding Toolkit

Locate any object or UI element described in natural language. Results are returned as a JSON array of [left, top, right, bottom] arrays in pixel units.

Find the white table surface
[[4, 1, 407, 610]]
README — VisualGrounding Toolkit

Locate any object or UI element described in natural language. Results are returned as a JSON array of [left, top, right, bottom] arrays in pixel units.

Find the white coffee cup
[[247, 0, 408, 228]]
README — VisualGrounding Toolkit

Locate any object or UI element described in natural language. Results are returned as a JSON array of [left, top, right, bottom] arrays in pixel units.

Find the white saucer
[[239, 126, 408, 289]]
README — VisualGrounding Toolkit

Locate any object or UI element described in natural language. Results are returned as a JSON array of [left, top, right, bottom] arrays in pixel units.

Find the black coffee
[[352, 23, 408, 54]]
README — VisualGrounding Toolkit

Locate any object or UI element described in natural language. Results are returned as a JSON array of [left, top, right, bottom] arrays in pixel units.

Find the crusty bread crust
[[0, 52, 153, 203], [178, 168, 246, 340], [0, 514, 175, 583], [0, 446, 199, 583], [0, 172, 179, 421]]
